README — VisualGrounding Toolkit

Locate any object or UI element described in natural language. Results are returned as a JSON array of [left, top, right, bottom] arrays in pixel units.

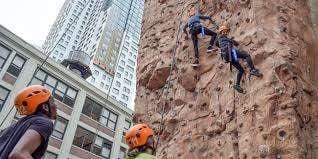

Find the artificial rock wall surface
[[135, 0, 318, 158]]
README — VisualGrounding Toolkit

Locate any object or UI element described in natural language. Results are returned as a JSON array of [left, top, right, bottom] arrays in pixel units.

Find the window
[[43, 151, 57, 159], [123, 87, 130, 94], [121, 94, 129, 101], [112, 88, 119, 94], [129, 74, 134, 79], [30, 69, 78, 107], [73, 126, 112, 158], [122, 46, 128, 53], [102, 74, 106, 80], [52, 116, 68, 140], [118, 66, 124, 72], [0, 44, 11, 69], [91, 77, 95, 83], [100, 82, 104, 87], [2, 54, 26, 85], [128, 59, 135, 66], [82, 98, 118, 130], [115, 81, 121, 87], [126, 65, 134, 72], [94, 70, 99, 76], [0, 86, 10, 111], [116, 73, 121, 78], [123, 120, 131, 136], [100, 108, 118, 130], [124, 78, 131, 86]]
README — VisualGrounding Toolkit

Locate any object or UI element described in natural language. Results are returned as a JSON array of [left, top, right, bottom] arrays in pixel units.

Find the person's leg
[[203, 27, 217, 47], [231, 61, 245, 93], [191, 31, 199, 64], [237, 50, 263, 77], [236, 50, 255, 70]]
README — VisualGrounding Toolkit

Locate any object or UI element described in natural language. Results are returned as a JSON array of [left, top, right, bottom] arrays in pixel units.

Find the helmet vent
[[27, 94, 33, 98], [22, 101, 28, 106], [33, 91, 41, 94], [42, 89, 48, 93]]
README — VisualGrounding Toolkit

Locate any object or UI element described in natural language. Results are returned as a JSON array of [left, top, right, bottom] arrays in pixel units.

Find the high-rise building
[[0, 25, 132, 159], [42, 0, 144, 109]]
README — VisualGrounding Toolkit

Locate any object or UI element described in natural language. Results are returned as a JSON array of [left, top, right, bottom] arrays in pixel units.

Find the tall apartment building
[[42, 0, 144, 109], [0, 25, 133, 159]]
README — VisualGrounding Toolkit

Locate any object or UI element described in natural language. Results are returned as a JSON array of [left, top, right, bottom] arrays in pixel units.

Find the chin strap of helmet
[[46, 97, 54, 118]]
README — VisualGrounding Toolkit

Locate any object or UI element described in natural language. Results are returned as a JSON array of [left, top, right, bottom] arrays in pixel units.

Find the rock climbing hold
[[258, 145, 269, 158], [258, 126, 264, 132], [278, 129, 287, 141]]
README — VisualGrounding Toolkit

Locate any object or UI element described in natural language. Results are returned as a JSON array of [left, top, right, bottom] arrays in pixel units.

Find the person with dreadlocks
[[0, 85, 57, 158], [125, 124, 158, 159], [216, 25, 263, 93]]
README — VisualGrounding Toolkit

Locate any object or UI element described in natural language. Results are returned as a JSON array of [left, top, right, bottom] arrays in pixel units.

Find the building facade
[[0, 25, 133, 159], [42, 0, 144, 109]]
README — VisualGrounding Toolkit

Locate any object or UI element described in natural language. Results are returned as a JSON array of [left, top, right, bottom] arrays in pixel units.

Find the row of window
[[82, 97, 118, 130], [30, 69, 78, 107]]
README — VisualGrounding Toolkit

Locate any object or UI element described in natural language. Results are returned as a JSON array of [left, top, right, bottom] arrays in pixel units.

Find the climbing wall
[[135, 0, 318, 158]]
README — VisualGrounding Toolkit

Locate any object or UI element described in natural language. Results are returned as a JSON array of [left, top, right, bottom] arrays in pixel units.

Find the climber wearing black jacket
[[183, 11, 217, 66], [216, 25, 262, 93]]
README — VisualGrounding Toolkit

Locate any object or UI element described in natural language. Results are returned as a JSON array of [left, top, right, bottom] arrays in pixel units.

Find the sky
[[0, 0, 65, 48]]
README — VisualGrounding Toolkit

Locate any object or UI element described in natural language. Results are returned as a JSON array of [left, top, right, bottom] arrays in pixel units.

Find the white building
[[0, 25, 133, 159], [42, 0, 144, 109]]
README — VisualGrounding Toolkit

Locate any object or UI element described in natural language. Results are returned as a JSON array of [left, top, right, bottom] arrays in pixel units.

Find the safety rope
[[154, 0, 200, 155], [0, 0, 92, 128]]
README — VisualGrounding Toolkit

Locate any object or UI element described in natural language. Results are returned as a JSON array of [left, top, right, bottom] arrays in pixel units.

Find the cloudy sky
[[0, 0, 65, 47]]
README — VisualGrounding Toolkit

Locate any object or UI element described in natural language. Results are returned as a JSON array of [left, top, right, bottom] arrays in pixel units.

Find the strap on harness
[[200, 26, 205, 37]]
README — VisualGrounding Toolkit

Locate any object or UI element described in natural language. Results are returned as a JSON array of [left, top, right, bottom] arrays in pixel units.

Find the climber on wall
[[215, 25, 263, 93], [0, 85, 56, 158], [183, 10, 218, 67], [125, 124, 158, 159]]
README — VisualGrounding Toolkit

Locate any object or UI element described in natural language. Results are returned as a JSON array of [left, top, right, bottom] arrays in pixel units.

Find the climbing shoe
[[207, 45, 217, 53], [191, 58, 200, 68], [233, 84, 244, 93], [250, 69, 263, 77]]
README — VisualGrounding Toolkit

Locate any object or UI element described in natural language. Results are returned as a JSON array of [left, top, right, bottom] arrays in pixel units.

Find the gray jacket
[[183, 13, 212, 33]]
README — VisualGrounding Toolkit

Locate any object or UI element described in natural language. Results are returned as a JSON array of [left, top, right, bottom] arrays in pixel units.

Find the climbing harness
[[200, 26, 205, 37], [0, 0, 92, 128], [154, 0, 200, 155]]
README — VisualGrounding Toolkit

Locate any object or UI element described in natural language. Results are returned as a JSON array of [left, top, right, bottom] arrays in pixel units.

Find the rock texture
[[135, 0, 318, 158]]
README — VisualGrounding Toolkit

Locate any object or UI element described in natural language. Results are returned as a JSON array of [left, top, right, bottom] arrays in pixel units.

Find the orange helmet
[[219, 25, 230, 34], [14, 85, 52, 115], [125, 124, 154, 149]]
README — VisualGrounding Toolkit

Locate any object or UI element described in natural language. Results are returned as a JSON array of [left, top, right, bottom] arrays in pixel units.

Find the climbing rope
[[0, 0, 92, 128], [154, 0, 200, 155]]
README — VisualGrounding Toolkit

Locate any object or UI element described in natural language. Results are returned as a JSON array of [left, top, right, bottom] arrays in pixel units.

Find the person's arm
[[232, 39, 239, 46], [199, 15, 211, 20], [9, 129, 42, 159]]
